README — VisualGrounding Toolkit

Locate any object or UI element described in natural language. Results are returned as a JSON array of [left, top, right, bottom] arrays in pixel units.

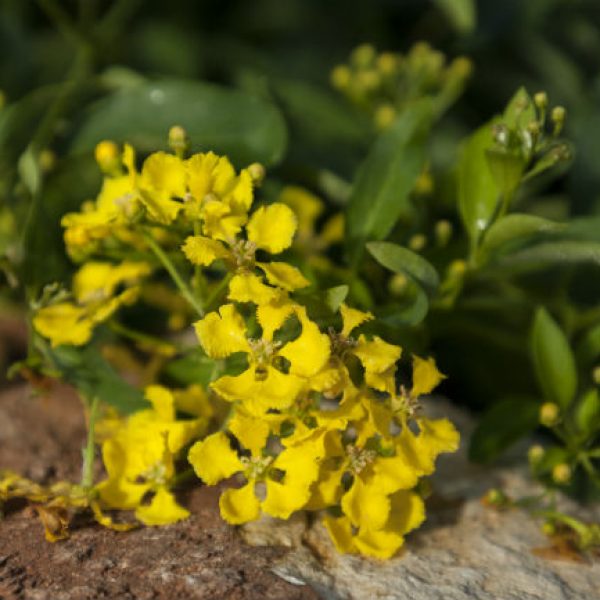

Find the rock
[[241, 399, 600, 600]]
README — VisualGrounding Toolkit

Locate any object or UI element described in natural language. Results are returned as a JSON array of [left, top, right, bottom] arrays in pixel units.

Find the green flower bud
[[552, 463, 572, 485], [408, 233, 427, 252], [533, 92, 548, 111], [434, 220, 453, 247], [528, 444, 544, 464], [247, 162, 266, 185], [351, 44, 376, 69], [331, 65, 351, 90], [374, 103, 396, 130], [94, 140, 121, 175], [168, 125, 189, 157], [539, 402, 559, 427]]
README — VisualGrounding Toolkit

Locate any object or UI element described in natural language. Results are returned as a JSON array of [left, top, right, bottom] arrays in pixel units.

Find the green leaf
[[458, 121, 500, 247], [469, 396, 540, 463], [324, 285, 349, 313], [485, 148, 525, 199], [71, 79, 288, 166], [496, 241, 600, 273], [480, 213, 565, 259], [576, 322, 600, 369], [575, 388, 600, 438], [377, 285, 429, 327], [346, 100, 432, 258], [366, 241, 440, 297], [503, 87, 536, 130], [434, 0, 476, 33], [38, 340, 148, 414], [530, 307, 577, 409], [162, 350, 217, 388]]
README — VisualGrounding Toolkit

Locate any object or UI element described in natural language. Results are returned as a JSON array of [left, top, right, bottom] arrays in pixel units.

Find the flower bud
[[374, 103, 396, 130], [448, 259, 467, 278], [434, 220, 452, 247], [168, 125, 189, 156], [39, 149, 56, 173], [541, 521, 556, 536], [351, 43, 376, 69], [0, 90, 6, 110], [449, 56, 473, 80], [247, 162, 266, 186], [551, 106, 566, 135], [356, 69, 380, 92], [408, 233, 427, 252], [539, 402, 559, 427], [94, 140, 121, 175], [376, 52, 397, 76], [593, 365, 600, 385], [331, 65, 351, 90], [533, 92, 548, 111], [388, 273, 409, 297], [528, 444, 544, 464], [552, 463, 571, 485]]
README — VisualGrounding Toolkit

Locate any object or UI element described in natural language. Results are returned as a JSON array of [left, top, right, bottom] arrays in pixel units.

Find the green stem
[[142, 230, 204, 317], [81, 396, 100, 490], [205, 273, 233, 313], [109, 320, 181, 353]]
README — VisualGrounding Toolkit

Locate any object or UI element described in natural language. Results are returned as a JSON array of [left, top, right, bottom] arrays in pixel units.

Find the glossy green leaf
[[503, 87, 536, 130], [434, 0, 476, 33], [458, 121, 500, 246], [71, 79, 288, 166], [530, 307, 577, 409], [496, 241, 600, 272], [480, 213, 565, 259], [469, 396, 540, 463], [575, 388, 600, 438], [324, 285, 349, 313], [366, 241, 439, 296], [38, 340, 148, 414], [346, 100, 432, 258]]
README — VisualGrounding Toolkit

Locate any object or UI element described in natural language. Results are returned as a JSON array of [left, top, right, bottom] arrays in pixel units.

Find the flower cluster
[[331, 42, 472, 129], [27, 132, 458, 558], [189, 300, 459, 558]]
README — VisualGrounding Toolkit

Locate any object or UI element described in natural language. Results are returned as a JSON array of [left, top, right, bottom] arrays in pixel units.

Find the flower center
[[230, 239, 257, 270], [346, 444, 377, 474], [240, 455, 273, 480]]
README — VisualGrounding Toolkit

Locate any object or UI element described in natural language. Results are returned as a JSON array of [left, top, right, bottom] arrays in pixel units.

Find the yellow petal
[[414, 417, 460, 473], [227, 272, 280, 305], [256, 262, 310, 291], [173, 384, 214, 420], [277, 185, 323, 244], [227, 410, 271, 455], [181, 235, 229, 266], [225, 168, 254, 213], [353, 527, 404, 559], [33, 303, 93, 347], [187, 152, 233, 201], [262, 441, 323, 519], [141, 152, 187, 197], [135, 487, 190, 526], [219, 482, 260, 524], [322, 515, 356, 554], [201, 199, 246, 241], [144, 385, 176, 421], [96, 477, 150, 511], [370, 453, 420, 494], [247, 203, 297, 253], [340, 303, 372, 337], [320, 212, 345, 245], [279, 307, 330, 378], [386, 490, 425, 535], [211, 367, 303, 413], [139, 189, 183, 224], [194, 304, 249, 358], [341, 475, 390, 530], [188, 432, 243, 485], [411, 355, 446, 398], [353, 335, 401, 384], [256, 297, 295, 341], [305, 466, 343, 510]]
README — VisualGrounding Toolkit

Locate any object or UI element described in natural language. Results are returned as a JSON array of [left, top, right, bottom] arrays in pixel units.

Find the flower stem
[[142, 230, 204, 317], [205, 273, 233, 313], [81, 395, 100, 490]]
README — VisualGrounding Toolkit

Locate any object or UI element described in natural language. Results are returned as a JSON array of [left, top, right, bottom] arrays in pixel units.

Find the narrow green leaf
[[575, 389, 600, 438], [324, 285, 349, 313], [469, 396, 539, 463], [366, 241, 439, 296], [503, 87, 536, 130], [346, 100, 432, 258], [485, 148, 525, 199], [496, 240, 600, 272], [458, 121, 500, 246], [71, 79, 288, 166], [530, 307, 577, 409], [434, 0, 476, 34], [480, 213, 565, 259]]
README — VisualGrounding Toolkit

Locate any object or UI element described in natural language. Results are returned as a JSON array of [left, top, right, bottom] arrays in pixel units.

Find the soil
[[0, 383, 320, 600]]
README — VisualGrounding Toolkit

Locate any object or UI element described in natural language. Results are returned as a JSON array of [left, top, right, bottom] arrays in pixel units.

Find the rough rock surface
[[241, 402, 600, 600]]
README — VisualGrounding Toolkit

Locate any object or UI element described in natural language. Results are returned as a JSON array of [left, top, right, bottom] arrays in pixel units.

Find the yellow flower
[[33, 262, 150, 347], [324, 490, 425, 559], [195, 303, 330, 414], [188, 428, 324, 524], [96, 385, 207, 526]]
